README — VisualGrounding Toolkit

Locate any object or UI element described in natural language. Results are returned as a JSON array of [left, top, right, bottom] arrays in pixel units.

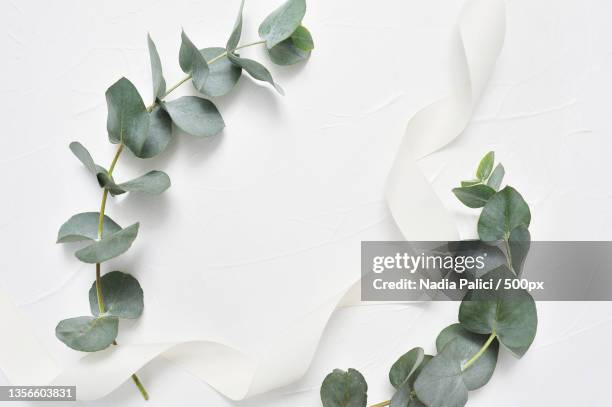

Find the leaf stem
[[461, 330, 496, 372], [370, 400, 390, 407]]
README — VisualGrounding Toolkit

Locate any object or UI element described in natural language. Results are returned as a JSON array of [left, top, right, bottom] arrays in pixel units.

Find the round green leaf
[[89, 271, 144, 319], [147, 34, 166, 99], [57, 212, 122, 243], [486, 163, 505, 191], [162, 96, 225, 137], [291, 25, 314, 51], [179, 30, 209, 91], [55, 316, 118, 352], [436, 324, 498, 390], [228, 54, 284, 95], [200, 47, 242, 97], [452, 185, 496, 208], [320, 368, 367, 407], [258, 0, 306, 49], [267, 37, 311, 65], [105, 78, 150, 154], [476, 151, 494, 181], [136, 105, 173, 159], [389, 347, 424, 389], [75, 223, 139, 264], [477, 186, 531, 241], [414, 339, 469, 407], [117, 170, 171, 195], [459, 266, 538, 358], [390, 381, 427, 407]]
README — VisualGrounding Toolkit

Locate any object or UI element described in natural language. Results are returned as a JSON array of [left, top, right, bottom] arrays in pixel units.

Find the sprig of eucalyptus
[[320, 152, 537, 407], [55, 0, 313, 400]]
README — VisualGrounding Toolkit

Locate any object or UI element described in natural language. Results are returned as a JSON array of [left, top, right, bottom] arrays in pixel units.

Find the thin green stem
[[370, 400, 390, 407], [131, 373, 150, 400], [461, 331, 496, 371]]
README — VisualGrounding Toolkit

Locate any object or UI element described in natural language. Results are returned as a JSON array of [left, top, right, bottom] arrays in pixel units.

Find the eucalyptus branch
[[55, 0, 313, 400], [321, 152, 538, 407]]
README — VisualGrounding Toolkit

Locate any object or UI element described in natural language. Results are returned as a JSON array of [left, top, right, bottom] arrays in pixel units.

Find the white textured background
[[1, 0, 612, 405]]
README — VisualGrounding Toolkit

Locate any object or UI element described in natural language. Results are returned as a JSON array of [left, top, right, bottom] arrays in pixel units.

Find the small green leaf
[[436, 324, 498, 390], [75, 223, 139, 264], [200, 47, 242, 97], [228, 54, 284, 94], [105, 78, 150, 154], [508, 225, 531, 276], [390, 382, 427, 407], [389, 347, 425, 389], [267, 36, 311, 65], [259, 0, 306, 49], [117, 170, 171, 195], [452, 185, 496, 208], [96, 170, 126, 196], [69, 142, 98, 174], [460, 180, 481, 187], [476, 151, 494, 181], [478, 186, 531, 241], [89, 271, 144, 319], [459, 266, 537, 358], [486, 163, 505, 191], [57, 212, 122, 243], [226, 0, 245, 51], [162, 96, 225, 137], [291, 25, 314, 51], [139, 105, 173, 159], [320, 368, 368, 407], [55, 316, 118, 352], [147, 34, 166, 99], [179, 30, 209, 92]]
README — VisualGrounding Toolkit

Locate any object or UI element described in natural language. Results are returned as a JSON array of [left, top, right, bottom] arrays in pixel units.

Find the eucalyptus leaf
[[452, 185, 496, 208], [96, 169, 126, 196], [75, 223, 139, 264], [89, 271, 144, 319], [179, 30, 209, 92], [162, 96, 225, 137], [436, 324, 498, 390], [226, 0, 245, 50], [228, 54, 284, 94], [55, 316, 118, 352], [478, 186, 531, 241], [459, 266, 537, 358], [414, 339, 469, 407], [258, 0, 306, 49], [390, 381, 427, 407], [105, 78, 150, 155], [267, 36, 311, 65], [117, 170, 171, 195], [147, 34, 166, 98], [508, 225, 531, 276], [476, 151, 494, 181], [389, 347, 425, 389], [139, 105, 173, 158], [320, 368, 367, 407], [200, 47, 242, 97], [460, 180, 481, 187], [291, 25, 314, 51], [69, 142, 97, 174], [486, 163, 505, 191], [57, 212, 122, 243]]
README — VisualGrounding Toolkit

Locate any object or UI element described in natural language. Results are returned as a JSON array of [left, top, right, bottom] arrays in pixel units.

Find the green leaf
[[162, 96, 225, 137], [460, 180, 481, 187], [486, 163, 505, 191], [476, 151, 494, 181], [55, 316, 118, 352], [436, 324, 498, 390], [459, 266, 538, 358], [199, 47, 242, 97], [96, 170, 126, 196], [118, 170, 171, 195], [69, 142, 98, 174], [226, 0, 245, 51], [228, 54, 284, 94], [89, 271, 144, 319], [259, 0, 306, 49], [291, 25, 314, 51], [179, 30, 209, 92], [390, 382, 427, 407], [478, 186, 531, 241], [320, 368, 368, 407], [147, 34, 166, 99], [452, 185, 496, 208], [267, 36, 311, 65], [139, 105, 173, 158], [389, 347, 425, 389], [105, 78, 150, 155], [414, 338, 469, 407], [75, 223, 139, 264], [508, 225, 531, 276], [57, 212, 122, 243]]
